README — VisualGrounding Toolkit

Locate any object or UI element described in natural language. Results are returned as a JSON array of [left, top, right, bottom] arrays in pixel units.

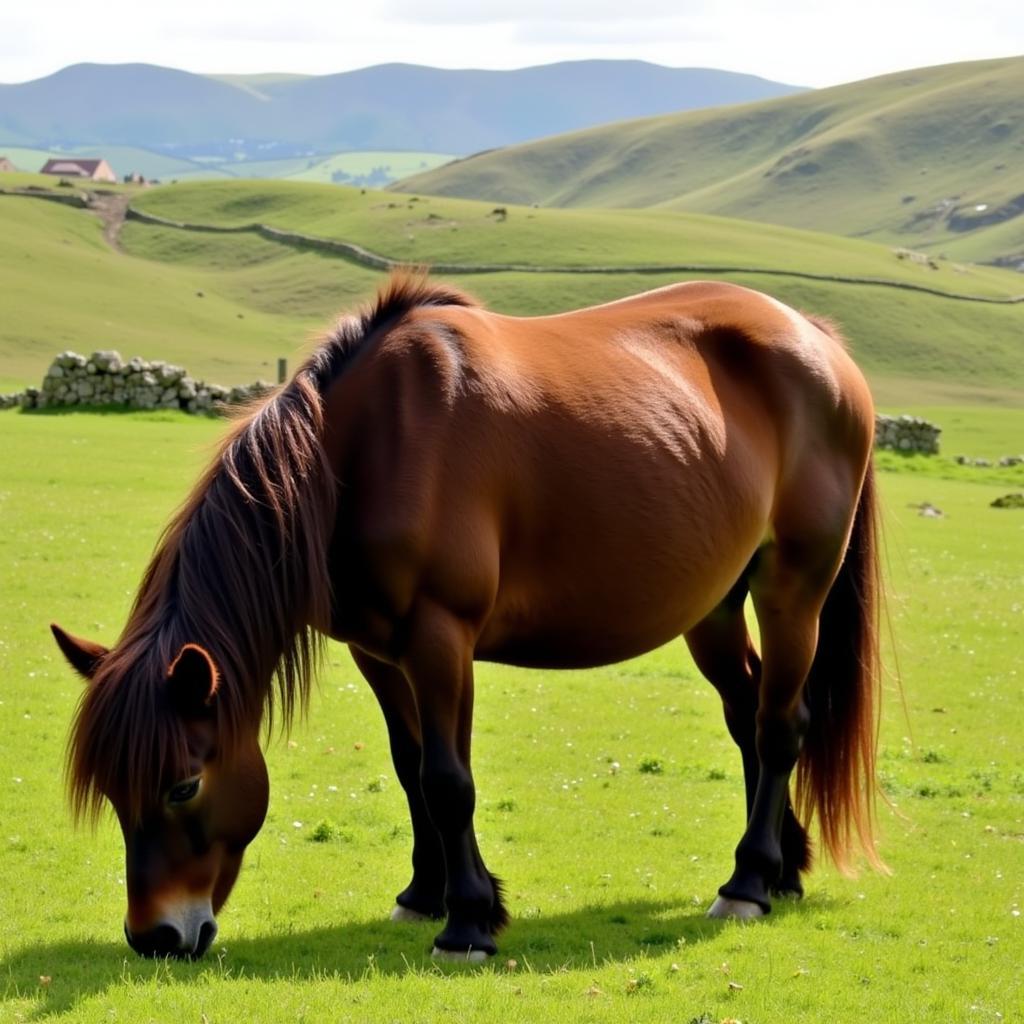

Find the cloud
[[513, 16, 718, 48], [386, 0, 708, 24], [4, 0, 1024, 87]]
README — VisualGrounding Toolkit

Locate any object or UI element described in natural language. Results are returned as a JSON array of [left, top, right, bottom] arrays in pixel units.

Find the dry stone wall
[[0, 357, 945, 460], [874, 413, 941, 454], [0, 351, 273, 412]]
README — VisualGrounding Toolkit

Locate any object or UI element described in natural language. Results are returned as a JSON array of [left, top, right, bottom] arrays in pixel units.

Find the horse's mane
[[68, 271, 478, 824]]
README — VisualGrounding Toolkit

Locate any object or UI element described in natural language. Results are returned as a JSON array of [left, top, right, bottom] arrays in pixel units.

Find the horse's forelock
[[68, 642, 188, 826]]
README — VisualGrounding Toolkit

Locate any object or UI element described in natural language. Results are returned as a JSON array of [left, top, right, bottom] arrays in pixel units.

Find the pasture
[[1, 176, 1022, 1021], [0, 403, 1021, 1023], [3, 180, 1024, 404]]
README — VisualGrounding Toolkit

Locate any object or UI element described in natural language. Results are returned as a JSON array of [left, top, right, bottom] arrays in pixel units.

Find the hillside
[[1, 179, 1022, 408], [127, 179, 1024, 297], [397, 56, 1024, 267], [0, 61, 804, 156]]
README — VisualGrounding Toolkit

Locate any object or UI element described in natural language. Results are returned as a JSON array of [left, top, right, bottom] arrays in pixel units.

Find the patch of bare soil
[[85, 191, 131, 250]]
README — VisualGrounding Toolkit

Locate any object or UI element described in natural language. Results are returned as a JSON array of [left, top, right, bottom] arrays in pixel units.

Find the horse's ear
[[167, 644, 220, 715], [51, 623, 108, 681]]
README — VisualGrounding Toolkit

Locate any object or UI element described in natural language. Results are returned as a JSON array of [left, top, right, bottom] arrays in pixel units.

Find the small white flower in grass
[[292, 821, 303, 829]]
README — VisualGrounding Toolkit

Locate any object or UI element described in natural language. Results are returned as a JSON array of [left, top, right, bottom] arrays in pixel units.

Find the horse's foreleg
[[401, 601, 507, 959], [350, 647, 446, 920], [685, 581, 811, 902], [709, 524, 844, 918]]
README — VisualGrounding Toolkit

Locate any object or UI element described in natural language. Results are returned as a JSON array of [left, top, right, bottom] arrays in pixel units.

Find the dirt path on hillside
[[85, 191, 131, 250]]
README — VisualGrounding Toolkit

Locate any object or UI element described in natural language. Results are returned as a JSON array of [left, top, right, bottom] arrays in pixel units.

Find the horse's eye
[[167, 778, 201, 804]]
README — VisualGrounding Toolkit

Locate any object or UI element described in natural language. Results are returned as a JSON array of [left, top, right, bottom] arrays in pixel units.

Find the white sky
[[2, 0, 1022, 87]]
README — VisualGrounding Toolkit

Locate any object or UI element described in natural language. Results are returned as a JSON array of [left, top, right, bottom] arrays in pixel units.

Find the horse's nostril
[[193, 919, 218, 960], [125, 922, 186, 958]]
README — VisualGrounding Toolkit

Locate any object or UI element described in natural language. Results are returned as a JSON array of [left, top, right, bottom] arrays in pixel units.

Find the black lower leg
[[393, 736, 447, 917], [726, 707, 809, 899], [422, 757, 506, 954], [352, 649, 446, 917], [719, 702, 810, 911]]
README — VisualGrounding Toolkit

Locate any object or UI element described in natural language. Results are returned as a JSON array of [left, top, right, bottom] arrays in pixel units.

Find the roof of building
[[40, 158, 112, 176]]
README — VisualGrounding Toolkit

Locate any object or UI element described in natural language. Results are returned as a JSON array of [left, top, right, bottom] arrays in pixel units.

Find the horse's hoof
[[390, 904, 433, 923], [706, 895, 766, 920], [431, 945, 492, 963]]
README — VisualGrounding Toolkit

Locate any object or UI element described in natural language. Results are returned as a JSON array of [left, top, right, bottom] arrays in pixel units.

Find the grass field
[[0, 403, 1021, 1023], [129, 179, 1024, 299], [3, 181, 1023, 405]]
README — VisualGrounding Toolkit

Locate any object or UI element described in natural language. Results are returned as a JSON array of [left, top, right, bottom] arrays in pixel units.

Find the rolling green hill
[[128, 179, 1024, 298], [1, 179, 1022, 407], [397, 56, 1024, 268]]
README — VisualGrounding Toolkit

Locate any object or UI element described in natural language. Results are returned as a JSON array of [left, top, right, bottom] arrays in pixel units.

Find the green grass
[[0, 194, 371, 391], [130, 179, 1024, 298], [3, 180, 1023, 405], [221, 151, 457, 185], [0, 148, 65, 174], [398, 56, 1024, 266], [0, 406, 1021, 1022]]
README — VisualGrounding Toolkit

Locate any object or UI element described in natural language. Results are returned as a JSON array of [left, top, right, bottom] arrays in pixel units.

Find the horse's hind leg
[[709, 482, 855, 917], [684, 573, 810, 903], [351, 647, 446, 920]]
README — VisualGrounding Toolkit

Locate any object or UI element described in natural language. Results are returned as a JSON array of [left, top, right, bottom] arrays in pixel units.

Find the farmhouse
[[39, 157, 116, 183], [0, 156, 16, 172]]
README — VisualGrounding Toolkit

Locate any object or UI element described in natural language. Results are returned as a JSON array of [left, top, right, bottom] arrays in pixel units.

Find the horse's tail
[[796, 460, 885, 873]]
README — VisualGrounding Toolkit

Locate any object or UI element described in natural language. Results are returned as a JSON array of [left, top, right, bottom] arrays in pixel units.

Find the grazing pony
[[55, 273, 882, 961]]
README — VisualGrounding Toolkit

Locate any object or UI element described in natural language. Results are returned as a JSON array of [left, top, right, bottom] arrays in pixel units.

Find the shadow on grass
[[1, 894, 830, 1018]]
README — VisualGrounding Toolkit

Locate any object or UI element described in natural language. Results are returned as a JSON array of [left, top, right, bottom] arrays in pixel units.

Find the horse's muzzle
[[124, 915, 218, 960]]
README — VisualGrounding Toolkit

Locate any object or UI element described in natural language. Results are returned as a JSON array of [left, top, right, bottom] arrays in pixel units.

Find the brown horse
[[54, 273, 882, 961]]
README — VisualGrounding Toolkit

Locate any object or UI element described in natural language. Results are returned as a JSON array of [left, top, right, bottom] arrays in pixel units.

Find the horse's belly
[[475, 519, 761, 669], [475, 616, 693, 669]]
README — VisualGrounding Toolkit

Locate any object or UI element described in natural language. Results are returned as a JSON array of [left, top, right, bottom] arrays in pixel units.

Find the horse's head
[[53, 624, 269, 960]]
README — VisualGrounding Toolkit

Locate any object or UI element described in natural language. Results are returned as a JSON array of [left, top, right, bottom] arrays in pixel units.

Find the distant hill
[[0, 61, 805, 157], [397, 57, 1024, 267]]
